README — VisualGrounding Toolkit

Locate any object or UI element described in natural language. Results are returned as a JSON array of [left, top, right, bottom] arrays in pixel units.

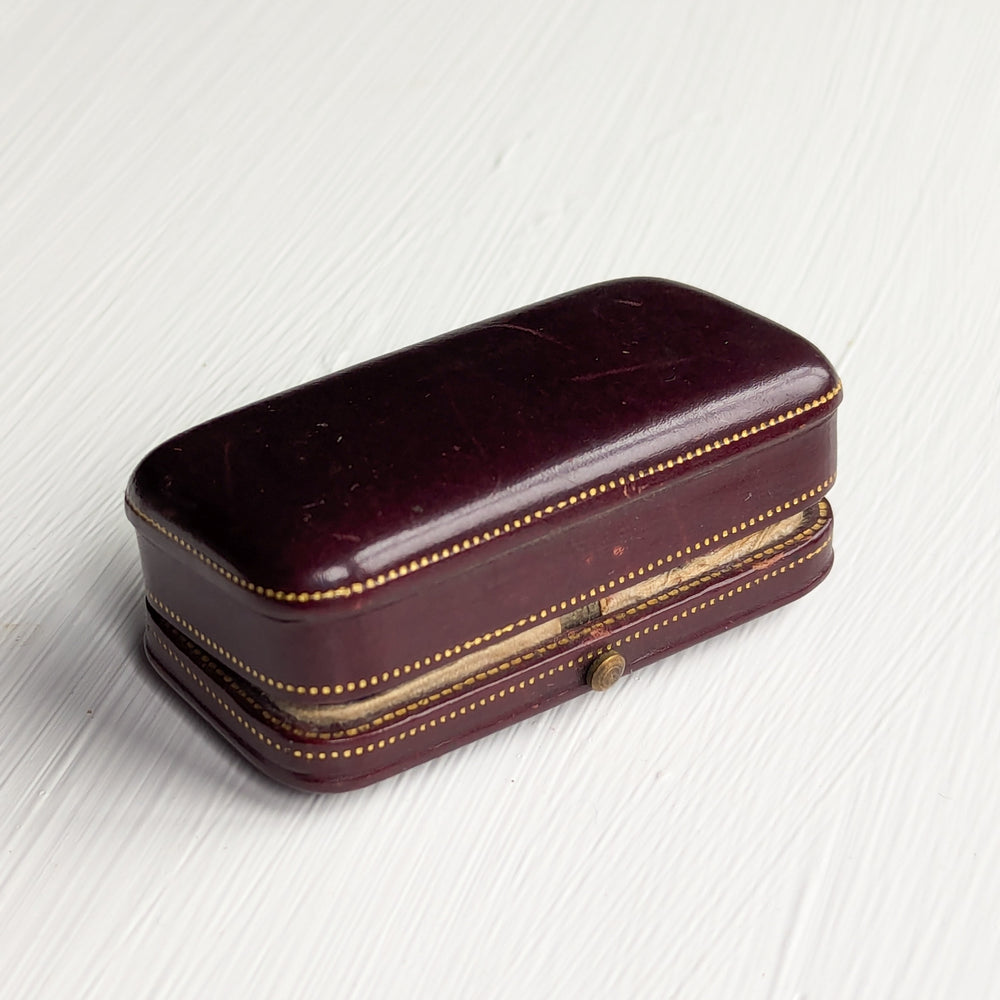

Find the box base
[[143, 500, 834, 792]]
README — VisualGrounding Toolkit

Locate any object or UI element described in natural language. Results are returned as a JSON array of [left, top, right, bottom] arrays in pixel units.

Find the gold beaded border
[[129, 383, 841, 604], [149, 513, 832, 748], [150, 536, 832, 764], [149, 479, 835, 697]]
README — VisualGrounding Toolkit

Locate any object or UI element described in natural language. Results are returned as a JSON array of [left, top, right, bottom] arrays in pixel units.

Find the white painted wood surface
[[2, 1, 998, 996]]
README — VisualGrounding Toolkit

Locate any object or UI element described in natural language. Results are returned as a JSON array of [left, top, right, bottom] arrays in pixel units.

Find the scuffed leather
[[129, 278, 837, 594], [127, 279, 840, 703]]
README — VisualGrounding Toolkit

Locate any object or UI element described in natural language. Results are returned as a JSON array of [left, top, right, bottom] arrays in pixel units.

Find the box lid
[[127, 278, 841, 613]]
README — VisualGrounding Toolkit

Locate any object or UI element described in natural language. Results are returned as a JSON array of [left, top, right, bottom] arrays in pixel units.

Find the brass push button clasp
[[586, 650, 626, 691]]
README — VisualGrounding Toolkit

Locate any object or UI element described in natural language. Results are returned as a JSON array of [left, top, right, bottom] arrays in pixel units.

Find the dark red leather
[[143, 503, 834, 792], [126, 278, 841, 790]]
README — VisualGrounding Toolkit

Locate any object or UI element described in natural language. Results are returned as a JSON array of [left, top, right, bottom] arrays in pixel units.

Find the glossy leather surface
[[128, 277, 838, 596], [127, 277, 841, 788], [127, 278, 841, 701]]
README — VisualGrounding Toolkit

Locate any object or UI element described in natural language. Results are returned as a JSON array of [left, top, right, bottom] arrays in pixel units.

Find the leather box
[[126, 278, 841, 792]]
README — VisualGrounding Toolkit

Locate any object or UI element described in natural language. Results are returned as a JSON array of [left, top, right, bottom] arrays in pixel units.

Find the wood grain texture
[[1, 1, 998, 996]]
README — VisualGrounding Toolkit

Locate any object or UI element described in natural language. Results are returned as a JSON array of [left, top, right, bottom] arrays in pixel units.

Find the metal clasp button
[[586, 650, 626, 691]]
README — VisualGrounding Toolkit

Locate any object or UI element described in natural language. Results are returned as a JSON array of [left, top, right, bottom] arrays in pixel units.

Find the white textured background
[[2, 2, 998, 997]]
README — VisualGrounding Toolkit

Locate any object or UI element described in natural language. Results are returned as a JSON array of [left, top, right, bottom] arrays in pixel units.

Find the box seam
[[149, 500, 831, 739], [147, 479, 835, 699], [147, 532, 833, 763]]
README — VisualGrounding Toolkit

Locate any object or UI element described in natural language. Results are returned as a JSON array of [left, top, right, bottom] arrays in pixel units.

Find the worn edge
[[148, 533, 833, 761], [149, 481, 835, 697], [149, 500, 830, 739]]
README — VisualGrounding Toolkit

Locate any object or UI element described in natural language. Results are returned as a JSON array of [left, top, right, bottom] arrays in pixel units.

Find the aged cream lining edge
[[148, 477, 836, 696], [129, 382, 841, 603], [153, 501, 828, 740], [149, 535, 833, 762], [271, 510, 808, 727]]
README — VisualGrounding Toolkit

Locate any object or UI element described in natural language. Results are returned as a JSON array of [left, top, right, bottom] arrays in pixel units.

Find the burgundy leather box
[[126, 278, 841, 792]]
